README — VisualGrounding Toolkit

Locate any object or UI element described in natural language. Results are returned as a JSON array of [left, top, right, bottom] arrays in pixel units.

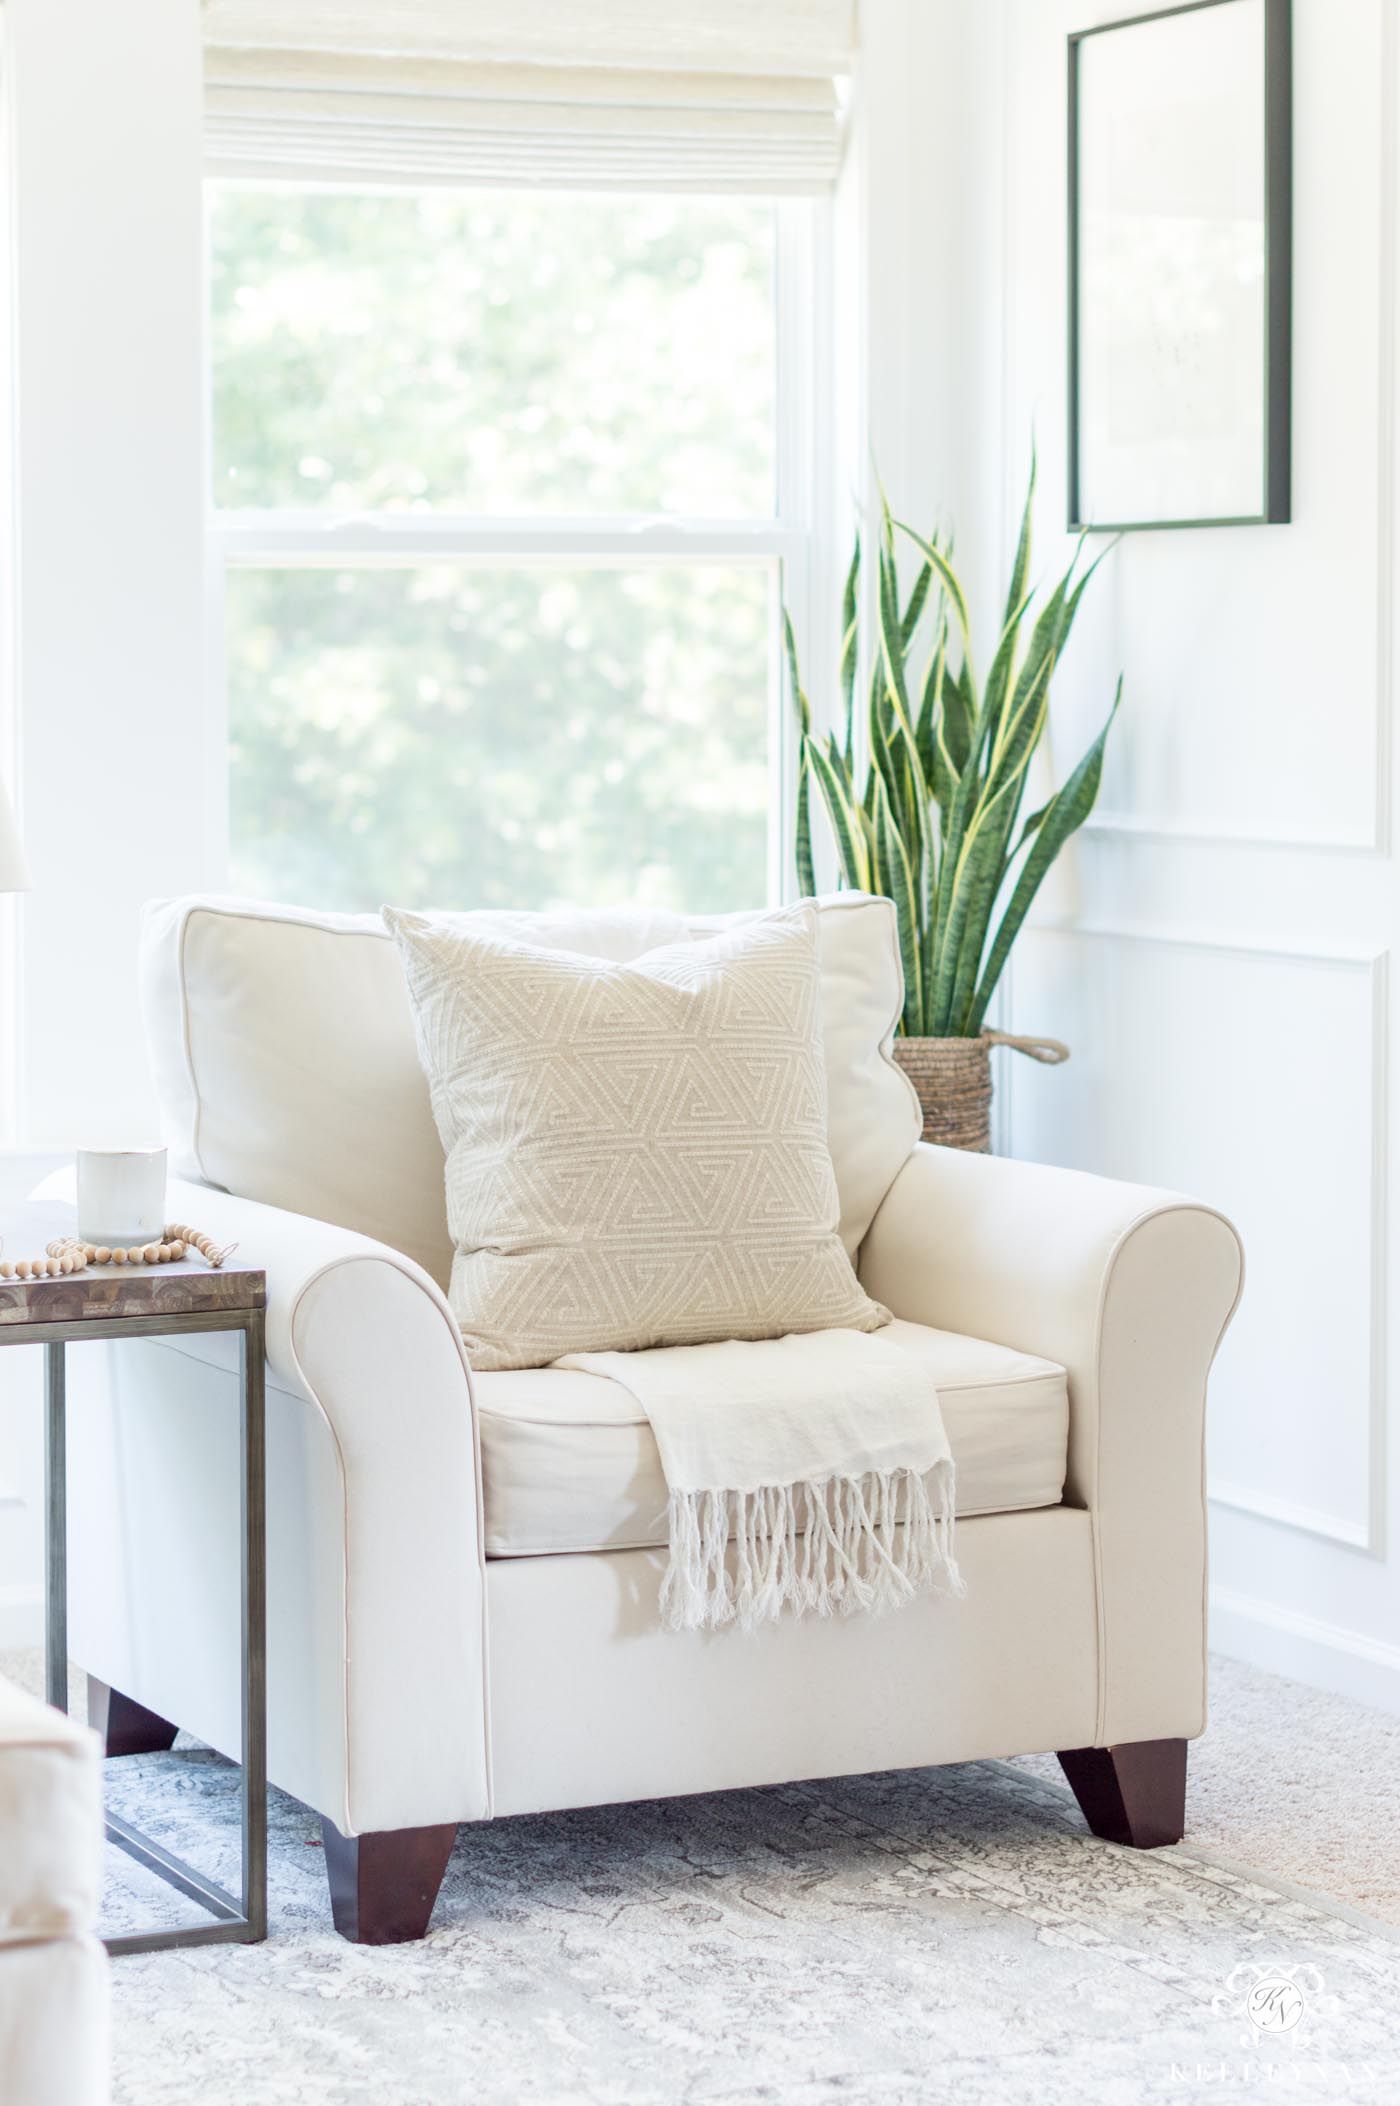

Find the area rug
[[100, 1743, 1400, 2106]]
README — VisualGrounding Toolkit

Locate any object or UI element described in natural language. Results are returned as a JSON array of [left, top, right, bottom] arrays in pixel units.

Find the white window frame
[[202, 187, 836, 911]]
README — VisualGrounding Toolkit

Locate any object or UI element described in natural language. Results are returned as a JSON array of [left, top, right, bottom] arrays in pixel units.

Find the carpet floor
[[1016, 1654, 1400, 1930], [5, 1650, 1399, 2104]]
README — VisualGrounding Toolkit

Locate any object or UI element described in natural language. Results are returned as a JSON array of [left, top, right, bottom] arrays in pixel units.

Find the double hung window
[[208, 183, 821, 912], [201, 1, 853, 911]]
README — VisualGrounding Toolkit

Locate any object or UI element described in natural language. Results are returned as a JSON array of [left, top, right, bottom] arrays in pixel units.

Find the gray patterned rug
[[101, 1746, 1400, 2106]]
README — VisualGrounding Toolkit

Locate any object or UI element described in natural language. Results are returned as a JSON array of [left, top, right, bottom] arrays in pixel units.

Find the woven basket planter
[[893, 1035, 995, 1152], [893, 1031, 1070, 1153]]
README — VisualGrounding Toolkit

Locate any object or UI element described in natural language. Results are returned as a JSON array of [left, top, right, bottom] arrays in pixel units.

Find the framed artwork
[[1067, 0, 1291, 531]]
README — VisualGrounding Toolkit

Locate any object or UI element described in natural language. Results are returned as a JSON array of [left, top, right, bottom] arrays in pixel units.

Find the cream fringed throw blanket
[[560, 1329, 963, 1632]]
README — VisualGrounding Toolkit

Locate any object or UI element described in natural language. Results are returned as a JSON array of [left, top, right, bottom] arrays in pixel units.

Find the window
[[207, 182, 823, 915]]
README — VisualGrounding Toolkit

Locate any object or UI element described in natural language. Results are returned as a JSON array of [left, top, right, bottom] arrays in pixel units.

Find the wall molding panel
[[1207, 1481, 1372, 1555], [1012, 922, 1389, 1567], [1024, 918, 1384, 975], [1080, 814, 1392, 860]]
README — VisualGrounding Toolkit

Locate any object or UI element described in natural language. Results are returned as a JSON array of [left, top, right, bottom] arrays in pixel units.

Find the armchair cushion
[[476, 1318, 1068, 1557], [385, 902, 887, 1370], [139, 891, 919, 1288]]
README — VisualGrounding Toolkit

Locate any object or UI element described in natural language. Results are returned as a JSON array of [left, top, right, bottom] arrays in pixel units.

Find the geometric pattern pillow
[[382, 902, 890, 1371]]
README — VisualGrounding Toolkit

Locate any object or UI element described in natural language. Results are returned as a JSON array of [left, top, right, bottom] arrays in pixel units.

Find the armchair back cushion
[[140, 893, 920, 1289]]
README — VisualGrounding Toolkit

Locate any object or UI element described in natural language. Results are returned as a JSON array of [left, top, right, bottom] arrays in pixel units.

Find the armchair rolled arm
[[860, 1145, 1243, 1744], [49, 1169, 490, 1833], [169, 1179, 490, 1831]]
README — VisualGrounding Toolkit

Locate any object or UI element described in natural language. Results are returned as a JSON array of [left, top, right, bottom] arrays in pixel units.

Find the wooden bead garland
[[164, 1224, 236, 1269], [0, 1223, 236, 1283]]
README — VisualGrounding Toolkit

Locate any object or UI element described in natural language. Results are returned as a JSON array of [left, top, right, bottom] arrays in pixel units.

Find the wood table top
[[0, 1201, 265, 1327]]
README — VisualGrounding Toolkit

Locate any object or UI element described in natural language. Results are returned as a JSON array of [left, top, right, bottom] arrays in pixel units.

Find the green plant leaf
[[929, 763, 1025, 1034], [968, 679, 1123, 1032], [929, 591, 1036, 1001], [914, 617, 946, 778], [805, 732, 872, 892], [875, 538, 935, 918], [784, 603, 817, 895], [794, 746, 816, 898], [794, 456, 1120, 1044], [1001, 533, 1110, 735], [872, 771, 924, 1031], [900, 534, 937, 646], [867, 654, 901, 815], [1003, 449, 1037, 634], [917, 625, 959, 857], [892, 521, 972, 652], [978, 637, 1058, 840], [973, 581, 1038, 777], [782, 605, 810, 738], [928, 599, 1018, 999], [839, 535, 860, 769], [985, 535, 1114, 806], [940, 656, 976, 777], [1008, 792, 1053, 859]]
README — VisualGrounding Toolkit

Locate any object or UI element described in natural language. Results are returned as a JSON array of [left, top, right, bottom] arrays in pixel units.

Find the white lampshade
[[0, 777, 28, 893]]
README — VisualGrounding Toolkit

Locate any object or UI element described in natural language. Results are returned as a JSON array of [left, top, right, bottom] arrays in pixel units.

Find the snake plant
[[786, 459, 1121, 1038]]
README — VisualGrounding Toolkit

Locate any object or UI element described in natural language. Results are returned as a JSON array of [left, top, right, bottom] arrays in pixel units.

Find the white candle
[[76, 1147, 167, 1248]]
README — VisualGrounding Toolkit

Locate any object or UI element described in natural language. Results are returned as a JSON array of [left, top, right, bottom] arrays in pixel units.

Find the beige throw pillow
[[383, 903, 889, 1371]]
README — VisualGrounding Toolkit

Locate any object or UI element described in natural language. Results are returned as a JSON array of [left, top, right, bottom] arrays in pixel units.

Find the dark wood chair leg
[[87, 1676, 179, 1758], [1057, 1737, 1187, 1848], [321, 1818, 457, 1944]]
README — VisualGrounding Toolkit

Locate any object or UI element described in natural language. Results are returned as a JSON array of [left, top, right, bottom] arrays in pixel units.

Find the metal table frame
[[21, 1302, 267, 1955]]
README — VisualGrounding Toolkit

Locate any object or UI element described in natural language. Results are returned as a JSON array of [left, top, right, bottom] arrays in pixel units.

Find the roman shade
[[204, 0, 857, 193]]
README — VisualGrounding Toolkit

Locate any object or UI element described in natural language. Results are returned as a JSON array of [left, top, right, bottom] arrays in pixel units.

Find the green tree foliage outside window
[[227, 566, 769, 913], [211, 187, 778, 912]]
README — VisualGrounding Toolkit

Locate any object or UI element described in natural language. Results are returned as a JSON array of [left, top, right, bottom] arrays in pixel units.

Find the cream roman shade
[[203, 0, 857, 193]]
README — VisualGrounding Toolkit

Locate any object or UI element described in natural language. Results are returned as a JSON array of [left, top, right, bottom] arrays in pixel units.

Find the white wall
[[855, 0, 1010, 658], [0, 0, 208, 1641], [7, 0, 211, 1149], [0, 1150, 61, 1644], [992, 0, 1400, 1712]]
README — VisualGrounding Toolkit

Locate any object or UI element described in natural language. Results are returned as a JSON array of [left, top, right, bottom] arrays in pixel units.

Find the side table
[[0, 1208, 267, 1954]]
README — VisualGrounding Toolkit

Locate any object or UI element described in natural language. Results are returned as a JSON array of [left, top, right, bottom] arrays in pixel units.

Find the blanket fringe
[[659, 1465, 964, 1633]]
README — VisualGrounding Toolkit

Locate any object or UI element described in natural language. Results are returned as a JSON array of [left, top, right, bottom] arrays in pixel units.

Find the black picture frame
[[1067, 0, 1292, 532]]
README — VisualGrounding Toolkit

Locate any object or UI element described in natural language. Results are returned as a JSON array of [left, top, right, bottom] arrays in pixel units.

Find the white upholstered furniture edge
[[0, 1674, 109, 2105], [58, 893, 1242, 1943]]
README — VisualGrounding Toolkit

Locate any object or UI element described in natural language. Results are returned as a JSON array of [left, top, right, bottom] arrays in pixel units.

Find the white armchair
[[63, 895, 1242, 1943]]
